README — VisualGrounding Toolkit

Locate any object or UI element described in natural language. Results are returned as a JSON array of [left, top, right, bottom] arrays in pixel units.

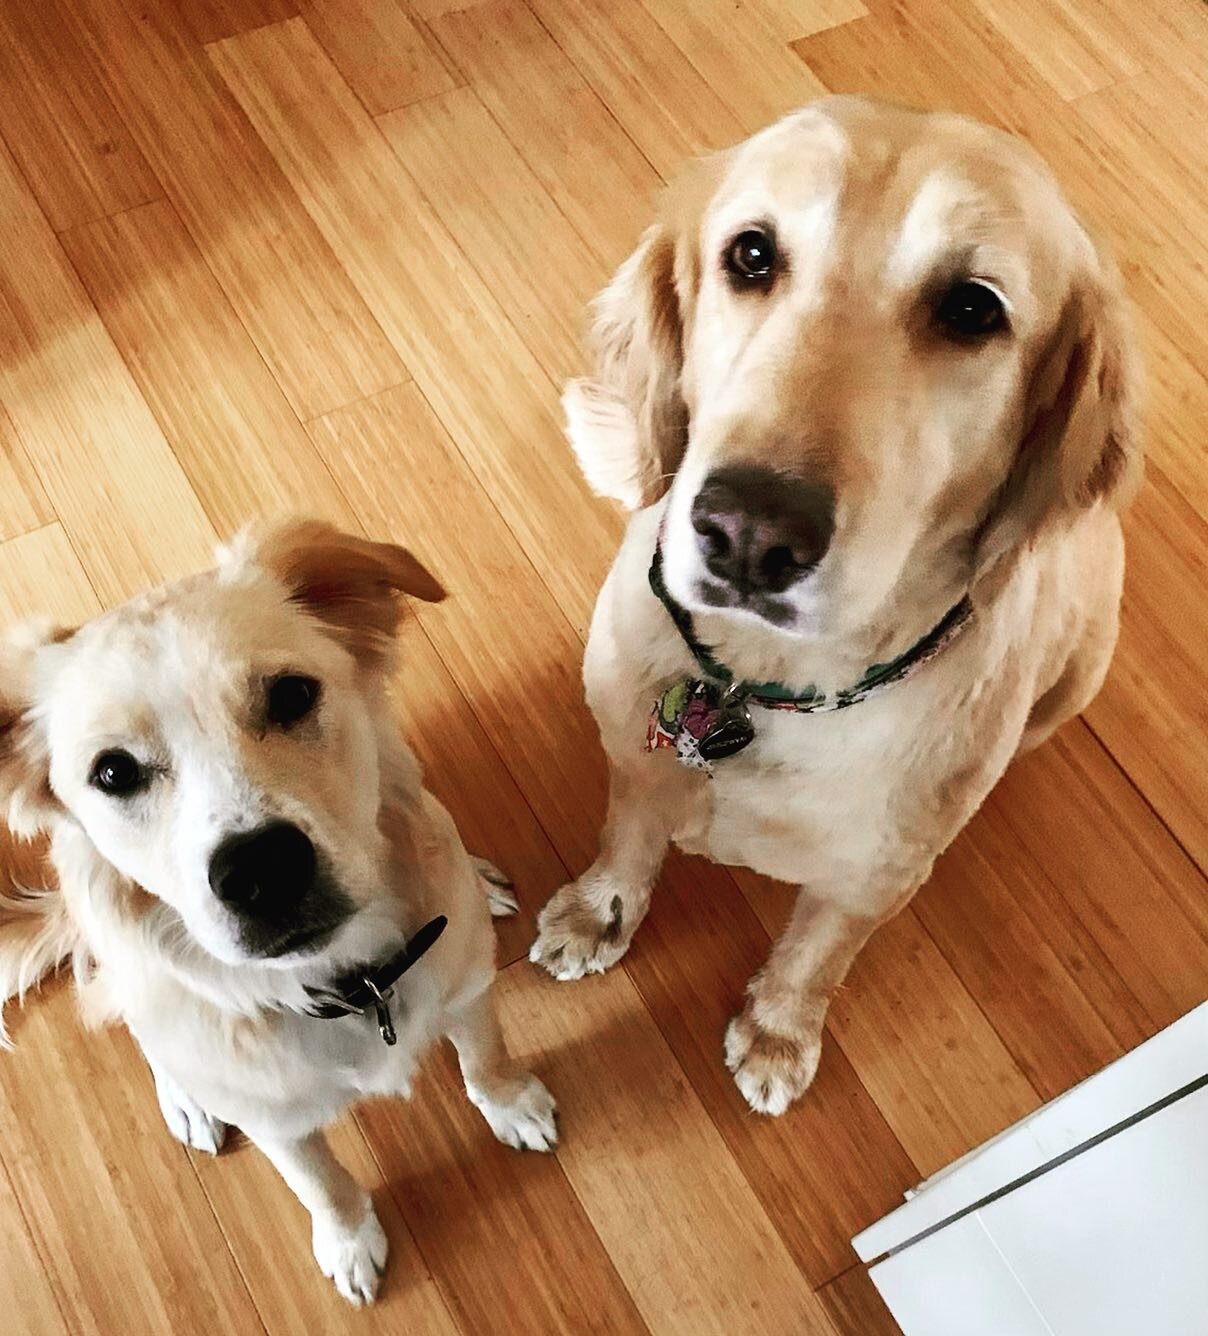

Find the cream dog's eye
[[266, 674, 321, 728], [725, 229, 777, 284], [91, 749, 147, 797], [935, 280, 1007, 339]]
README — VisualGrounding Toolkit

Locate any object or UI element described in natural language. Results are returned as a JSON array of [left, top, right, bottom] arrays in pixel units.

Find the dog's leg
[[446, 990, 558, 1152], [472, 856, 520, 918], [252, 1130, 387, 1305], [726, 889, 894, 1116], [148, 1059, 227, 1155], [530, 763, 673, 979]]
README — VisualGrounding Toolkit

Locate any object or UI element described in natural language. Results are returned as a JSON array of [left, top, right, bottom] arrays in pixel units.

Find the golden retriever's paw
[[724, 1010, 822, 1117], [313, 1198, 388, 1306], [529, 882, 631, 980], [474, 857, 519, 918], [153, 1068, 228, 1155], [469, 1073, 559, 1152]]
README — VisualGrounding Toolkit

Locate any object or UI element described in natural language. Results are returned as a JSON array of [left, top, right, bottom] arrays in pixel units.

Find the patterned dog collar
[[646, 546, 973, 770]]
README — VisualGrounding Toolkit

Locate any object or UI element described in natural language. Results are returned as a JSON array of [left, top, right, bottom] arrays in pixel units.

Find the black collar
[[303, 914, 447, 1045]]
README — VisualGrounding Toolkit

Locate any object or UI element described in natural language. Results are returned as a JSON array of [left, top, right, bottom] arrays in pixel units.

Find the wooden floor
[[0, 1, 1205, 1332]]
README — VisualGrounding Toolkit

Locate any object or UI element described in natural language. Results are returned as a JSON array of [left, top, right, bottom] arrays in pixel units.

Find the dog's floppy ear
[[0, 619, 69, 838], [244, 519, 445, 672], [563, 157, 721, 511], [976, 250, 1142, 572]]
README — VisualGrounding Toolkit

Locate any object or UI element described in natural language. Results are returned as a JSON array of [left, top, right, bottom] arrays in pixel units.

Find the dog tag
[[697, 692, 755, 760], [363, 978, 397, 1046]]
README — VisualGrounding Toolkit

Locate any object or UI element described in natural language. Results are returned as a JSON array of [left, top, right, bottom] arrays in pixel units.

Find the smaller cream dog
[[531, 97, 1141, 1115], [0, 520, 556, 1304]]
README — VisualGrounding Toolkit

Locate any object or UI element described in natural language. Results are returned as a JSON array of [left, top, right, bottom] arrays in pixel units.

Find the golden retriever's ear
[[246, 520, 445, 671], [975, 254, 1142, 571], [0, 620, 68, 838], [564, 222, 688, 511]]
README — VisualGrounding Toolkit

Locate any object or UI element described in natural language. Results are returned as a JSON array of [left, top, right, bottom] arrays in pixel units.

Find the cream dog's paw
[[724, 1008, 822, 1117], [529, 881, 631, 980], [474, 857, 519, 917], [153, 1067, 228, 1155], [313, 1197, 388, 1306], [468, 1073, 559, 1152]]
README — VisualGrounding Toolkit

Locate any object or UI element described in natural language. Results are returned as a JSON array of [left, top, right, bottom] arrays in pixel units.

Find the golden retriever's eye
[[91, 749, 146, 797], [936, 281, 1007, 339], [266, 674, 320, 729], [725, 229, 777, 285]]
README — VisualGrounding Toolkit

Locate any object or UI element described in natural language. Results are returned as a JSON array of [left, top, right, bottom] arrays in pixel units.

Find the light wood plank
[[357, 1036, 649, 1336], [818, 1262, 902, 1336], [0, 406, 52, 545], [627, 855, 920, 1287], [0, 985, 265, 1336], [0, 139, 217, 603], [61, 198, 357, 535], [496, 964, 837, 1335], [191, 1117, 459, 1335], [0, 1158, 69, 1336], [824, 907, 1039, 1177], [378, 86, 604, 382], [302, 0, 456, 114], [0, 3, 159, 232], [523, 0, 745, 179], [636, 0, 826, 135], [0, 524, 101, 626], [307, 384, 606, 872], [991, 728, 1208, 1027], [178, 0, 300, 43], [755, 0, 868, 43], [68, 0, 405, 419], [431, 0, 662, 266], [208, 16, 620, 629]]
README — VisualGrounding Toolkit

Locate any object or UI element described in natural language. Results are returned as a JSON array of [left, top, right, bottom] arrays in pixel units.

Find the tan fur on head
[[975, 248, 1143, 571], [236, 519, 446, 673]]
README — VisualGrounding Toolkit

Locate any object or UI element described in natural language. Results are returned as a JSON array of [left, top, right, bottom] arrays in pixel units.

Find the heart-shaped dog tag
[[697, 693, 755, 760]]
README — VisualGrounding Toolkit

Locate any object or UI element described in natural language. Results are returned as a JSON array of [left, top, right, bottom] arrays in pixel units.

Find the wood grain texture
[[66, 0, 405, 419], [0, 2, 160, 232], [0, 0, 1205, 1330], [302, 0, 457, 114]]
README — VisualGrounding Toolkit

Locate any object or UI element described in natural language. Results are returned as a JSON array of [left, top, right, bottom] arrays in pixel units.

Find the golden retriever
[[0, 520, 557, 1304], [531, 96, 1141, 1115]]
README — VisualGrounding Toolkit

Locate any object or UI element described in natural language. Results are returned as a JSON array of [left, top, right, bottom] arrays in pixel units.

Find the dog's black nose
[[208, 821, 316, 915], [691, 465, 835, 595]]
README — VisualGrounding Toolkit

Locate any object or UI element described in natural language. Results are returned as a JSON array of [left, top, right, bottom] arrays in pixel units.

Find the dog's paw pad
[[530, 886, 629, 980], [470, 1074, 558, 1152], [474, 858, 519, 917], [724, 1013, 821, 1117], [154, 1075, 228, 1155], [313, 1200, 388, 1306]]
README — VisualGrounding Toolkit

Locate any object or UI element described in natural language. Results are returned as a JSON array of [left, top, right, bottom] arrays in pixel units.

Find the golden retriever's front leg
[[253, 1129, 387, 1305], [726, 889, 897, 1116], [530, 761, 674, 980], [446, 990, 558, 1152]]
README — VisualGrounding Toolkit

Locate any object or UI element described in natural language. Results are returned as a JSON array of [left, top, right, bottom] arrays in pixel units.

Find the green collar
[[648, 546, 973, 714]]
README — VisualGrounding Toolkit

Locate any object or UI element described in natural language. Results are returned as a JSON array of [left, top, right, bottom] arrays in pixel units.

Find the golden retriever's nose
[[691, 466, 835, 595], [209, 821, 317, 915]]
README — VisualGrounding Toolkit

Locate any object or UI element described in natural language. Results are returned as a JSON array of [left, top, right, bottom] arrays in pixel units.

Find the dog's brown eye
[[725, 229, 777, 284], [91, 749, 146, 797], [266, 674, 320, 728], [936, 281, 1006, 339]]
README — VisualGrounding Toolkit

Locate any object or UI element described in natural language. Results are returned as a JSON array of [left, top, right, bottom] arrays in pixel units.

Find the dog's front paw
[[474, 857, 519, 918], [153, 1068, 228, 1155], [468, 1073, 558, 1152], [529, 880, 632, 980], [313, 1197, 388, 1306], [724, 1008, 822, 1117]]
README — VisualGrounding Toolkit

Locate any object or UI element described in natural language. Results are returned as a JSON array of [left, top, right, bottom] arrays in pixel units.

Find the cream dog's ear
[[233, 519, 444, 672], [0, 618, 71, 838], [976, 244, 1143, 572], [563, 154, 723, 511]]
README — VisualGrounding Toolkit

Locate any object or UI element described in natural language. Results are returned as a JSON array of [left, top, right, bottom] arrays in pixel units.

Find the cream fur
[[533, 97, 1141, 1116]]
